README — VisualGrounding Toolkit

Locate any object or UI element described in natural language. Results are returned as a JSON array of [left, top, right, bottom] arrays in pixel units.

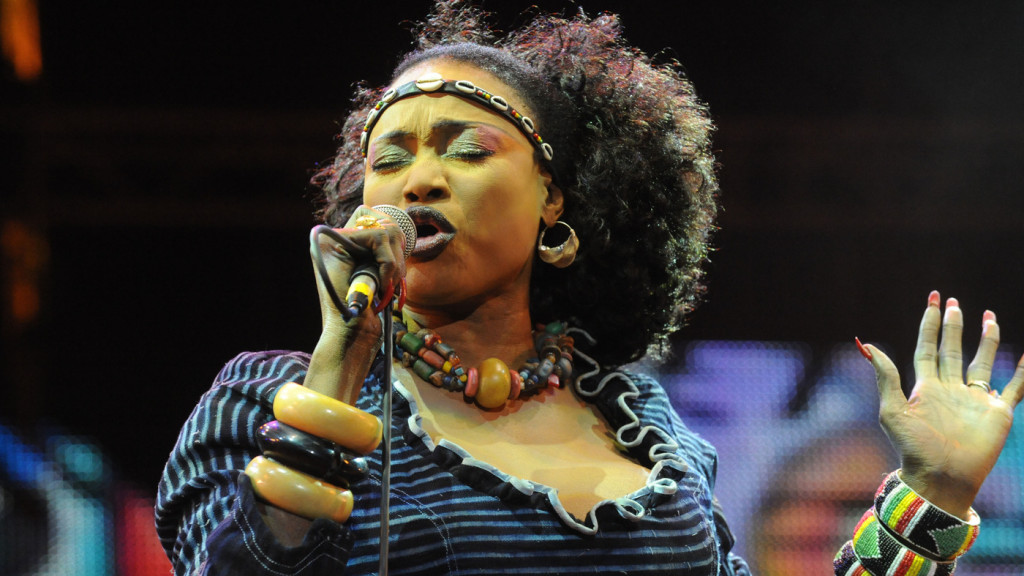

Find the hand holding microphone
[[248, 205, 415, 534], [305, 204, 415, 404], [343, 205, 417, 316], [250, 206, 414, 550], [309, 204, 416, 323]]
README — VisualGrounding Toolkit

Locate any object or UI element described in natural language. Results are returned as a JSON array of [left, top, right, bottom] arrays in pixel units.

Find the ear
[[538, 170, 564, 227]]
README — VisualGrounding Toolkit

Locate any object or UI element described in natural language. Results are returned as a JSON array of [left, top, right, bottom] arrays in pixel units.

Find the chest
[[345, 447, 719, 575], [394, 365, 653, 519], [342, 367, 724, 574]]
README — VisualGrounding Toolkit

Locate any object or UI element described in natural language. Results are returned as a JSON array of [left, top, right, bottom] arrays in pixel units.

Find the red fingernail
[[983, 310, 996, 324], [395, 277, 407, 311], [928, 291, 940, 307], [855, 337, 873, 360], [947, 297, 959, 308]]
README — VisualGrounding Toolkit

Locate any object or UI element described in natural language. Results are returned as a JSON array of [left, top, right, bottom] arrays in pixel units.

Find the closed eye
[[442, 128, 496, 161], [445, 146, 493, 161], [370, 148, 412, 172]]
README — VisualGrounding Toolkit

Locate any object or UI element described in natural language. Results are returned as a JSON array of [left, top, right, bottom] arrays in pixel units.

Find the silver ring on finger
[[966, 380, 992, 393]]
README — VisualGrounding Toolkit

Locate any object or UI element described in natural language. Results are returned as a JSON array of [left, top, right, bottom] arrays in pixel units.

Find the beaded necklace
[[392, 314, 576, 410]]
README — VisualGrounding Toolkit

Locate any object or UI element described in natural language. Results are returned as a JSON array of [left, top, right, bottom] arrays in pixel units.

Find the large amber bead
[[476, 358, 512, 409]]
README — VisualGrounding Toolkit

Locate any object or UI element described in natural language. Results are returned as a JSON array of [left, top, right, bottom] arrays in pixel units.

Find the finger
[[938, 297, 964, 384], [966, 310, 999, 385], [913, 290, 942, 380], [310, 229, 358, 323], [862, 342, 907, 417], [371, 228, 405, 293], [1002, 353, 1024, 409], [375, 209, 408, 288], [370, 205, 412, 273], [385, 219, 408, 280], [345, 206, 406, 292]]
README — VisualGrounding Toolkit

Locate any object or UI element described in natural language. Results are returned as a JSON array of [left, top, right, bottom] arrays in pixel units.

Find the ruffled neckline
[[389, 344, 692, 535]]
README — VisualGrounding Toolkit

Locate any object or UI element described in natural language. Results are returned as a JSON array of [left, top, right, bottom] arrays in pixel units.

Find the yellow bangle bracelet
[[245, 456, 354, 523], [273, 382, 383, 455]]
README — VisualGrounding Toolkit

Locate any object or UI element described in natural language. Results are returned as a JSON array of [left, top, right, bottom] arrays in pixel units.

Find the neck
[[400, 292, 536, 369]]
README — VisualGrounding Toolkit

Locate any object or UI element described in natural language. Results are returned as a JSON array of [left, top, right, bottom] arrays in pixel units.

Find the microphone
[[345, 205, 416, 315], [373, 205, 417, 260]]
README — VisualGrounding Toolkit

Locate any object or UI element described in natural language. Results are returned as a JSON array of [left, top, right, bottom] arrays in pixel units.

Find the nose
[[402, 156, 450, 204]]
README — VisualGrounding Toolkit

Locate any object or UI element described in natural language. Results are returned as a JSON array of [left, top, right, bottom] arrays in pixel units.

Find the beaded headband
[[360, 72, 555, 163]]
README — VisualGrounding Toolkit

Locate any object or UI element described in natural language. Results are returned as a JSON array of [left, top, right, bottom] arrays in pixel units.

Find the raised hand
[[859, 290, 1024, 518]]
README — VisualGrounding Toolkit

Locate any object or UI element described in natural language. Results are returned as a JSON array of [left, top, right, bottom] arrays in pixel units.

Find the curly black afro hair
[[313, 0, 719, 366]]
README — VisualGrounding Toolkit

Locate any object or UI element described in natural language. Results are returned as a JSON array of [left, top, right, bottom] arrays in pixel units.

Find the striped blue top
[[156, 349, 752, 575]]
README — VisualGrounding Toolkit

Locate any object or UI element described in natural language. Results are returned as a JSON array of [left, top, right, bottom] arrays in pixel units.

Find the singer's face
[[362, 61, 560, 309]]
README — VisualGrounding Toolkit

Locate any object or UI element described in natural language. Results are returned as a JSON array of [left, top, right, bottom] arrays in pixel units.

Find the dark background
[[3, 0, 1023, 491]]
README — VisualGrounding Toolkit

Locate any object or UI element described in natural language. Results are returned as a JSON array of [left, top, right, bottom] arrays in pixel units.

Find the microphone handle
[[345, 263, 380, 315]]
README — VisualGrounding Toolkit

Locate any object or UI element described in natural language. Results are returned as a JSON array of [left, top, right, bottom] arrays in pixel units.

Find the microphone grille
[[373, 205, 416, 259]]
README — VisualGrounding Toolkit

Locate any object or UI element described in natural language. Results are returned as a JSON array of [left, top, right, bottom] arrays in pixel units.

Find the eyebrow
[[371, 119, 517, 146]]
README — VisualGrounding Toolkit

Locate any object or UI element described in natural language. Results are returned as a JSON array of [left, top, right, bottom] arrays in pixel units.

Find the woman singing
[[156, 2, 1024, 574]]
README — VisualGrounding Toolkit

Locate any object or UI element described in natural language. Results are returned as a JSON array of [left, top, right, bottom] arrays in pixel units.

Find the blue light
[[0, 422, 45, 487]]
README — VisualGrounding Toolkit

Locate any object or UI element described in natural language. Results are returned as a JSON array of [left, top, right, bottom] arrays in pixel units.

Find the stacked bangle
[[273, 382, 383, 455], [849, 509, 955, 576], [873, 471, 980, 561], [245, 456, 355, 523], [256, 420, 369, 487], [833, 541, 868, 576], [245, 382, 383, 523], [835, 470, 981, 576]]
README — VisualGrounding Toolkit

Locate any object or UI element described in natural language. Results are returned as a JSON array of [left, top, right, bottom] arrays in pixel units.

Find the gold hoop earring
[[537, 221, 579, 268]]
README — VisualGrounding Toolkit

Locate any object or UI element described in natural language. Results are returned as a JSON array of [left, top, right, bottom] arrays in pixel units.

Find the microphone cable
[[309, 225, 372, 321]]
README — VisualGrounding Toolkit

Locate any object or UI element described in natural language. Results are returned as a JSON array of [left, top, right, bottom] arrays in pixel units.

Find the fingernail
[[855, 337, 873, 360], [947, 297, 959, 308], [983, 310, 996, 325], [928, 291, 940, 307]]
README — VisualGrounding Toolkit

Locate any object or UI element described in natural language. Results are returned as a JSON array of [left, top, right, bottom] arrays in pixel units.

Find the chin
[[403, 267, 458, 305]]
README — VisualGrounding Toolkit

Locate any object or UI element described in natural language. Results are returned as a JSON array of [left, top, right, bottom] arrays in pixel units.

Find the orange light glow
[[1, 0, 43, 81]]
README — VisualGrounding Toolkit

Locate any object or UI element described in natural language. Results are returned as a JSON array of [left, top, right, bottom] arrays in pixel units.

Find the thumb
[[858, 339, 906, 414]]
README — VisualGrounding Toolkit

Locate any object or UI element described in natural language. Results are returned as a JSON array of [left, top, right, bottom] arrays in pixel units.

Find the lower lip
[[412, 232, 455, 260]]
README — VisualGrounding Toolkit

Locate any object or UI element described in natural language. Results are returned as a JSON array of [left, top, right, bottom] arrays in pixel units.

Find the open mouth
[[406, 206, 456, 260]]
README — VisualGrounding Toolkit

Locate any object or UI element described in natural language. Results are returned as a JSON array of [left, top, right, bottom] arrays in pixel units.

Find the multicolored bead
[[361, 75, 555, 164], [392, 316, 576, 410]]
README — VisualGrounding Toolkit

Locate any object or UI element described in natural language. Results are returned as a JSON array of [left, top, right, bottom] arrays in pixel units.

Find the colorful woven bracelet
[[874, 470, 980, 561], [834, 541, 870, 576], [851, 509, 956, 576]]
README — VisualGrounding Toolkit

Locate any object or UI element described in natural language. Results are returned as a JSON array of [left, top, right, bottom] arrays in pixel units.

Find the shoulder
[[173, 350, 314, 434], [158, 350, 312, 504], [214, 350, 312, 388], [648, 374, 718, 461], [627, 372, 719, 463], [574, 362, 717, 472]]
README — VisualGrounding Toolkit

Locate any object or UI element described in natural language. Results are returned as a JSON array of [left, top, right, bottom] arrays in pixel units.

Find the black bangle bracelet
[[256, 420, 370, 487]]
